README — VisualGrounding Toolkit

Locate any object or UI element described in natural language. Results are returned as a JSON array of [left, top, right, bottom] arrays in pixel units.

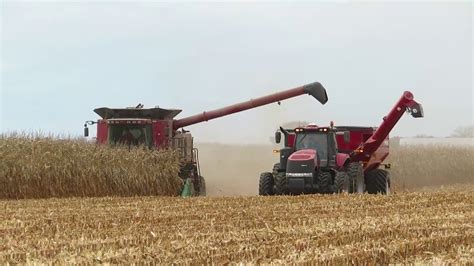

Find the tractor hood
[[288, 149, 317, 161], [286, 149, 317, 182]]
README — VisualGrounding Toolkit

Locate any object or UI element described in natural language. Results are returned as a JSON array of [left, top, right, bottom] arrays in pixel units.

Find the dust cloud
[[195, 143, 474, 196], [195, 143, 277, 196]]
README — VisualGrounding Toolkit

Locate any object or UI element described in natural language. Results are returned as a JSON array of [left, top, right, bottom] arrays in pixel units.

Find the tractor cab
[[275, 123, 349, 169], [293, 125, 337, 167]]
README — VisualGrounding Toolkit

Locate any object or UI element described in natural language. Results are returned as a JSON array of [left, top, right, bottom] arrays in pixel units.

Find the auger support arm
[[173, 82, 328, 130], [351, 91, 424, 163]]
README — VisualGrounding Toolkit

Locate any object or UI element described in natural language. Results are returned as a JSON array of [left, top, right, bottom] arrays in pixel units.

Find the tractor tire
[[365, 169, 391, 194], [199, 176, 206, 196], [259, 172, 275, 196], [334, 172, 348, 193], [274, 172, 288, 195], [272, 163, 281, 175], [317, 171, 333, 194], [346, 162, 364, 193]]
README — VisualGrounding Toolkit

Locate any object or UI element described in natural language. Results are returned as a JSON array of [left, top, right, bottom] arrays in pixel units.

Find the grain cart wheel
[[259, 172, 275, 196], [365, 169, 391, 194], [334, 172, 348, 193], [317, 171, 333, 194], [274, 172, 288, 195], [199, 176, 206, 196], [347, 162, 364, 193]]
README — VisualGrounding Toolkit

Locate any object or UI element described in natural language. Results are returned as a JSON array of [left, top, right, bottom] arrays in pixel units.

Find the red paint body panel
[[288, 149, 317, 161], [335, 127, 374, 154], [287, 133, 296, 148], [335, 153, 350, 169], [96, 120, 108, 144], [152, 120, 172, 149]]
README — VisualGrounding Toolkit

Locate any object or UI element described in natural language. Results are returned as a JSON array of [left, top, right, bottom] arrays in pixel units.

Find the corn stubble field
[[1, 135, 473, 264]]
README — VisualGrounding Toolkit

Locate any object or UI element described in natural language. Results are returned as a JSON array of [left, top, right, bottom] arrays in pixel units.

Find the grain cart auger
[[83, 82, 328, 196], [260, 91, 423, 196]]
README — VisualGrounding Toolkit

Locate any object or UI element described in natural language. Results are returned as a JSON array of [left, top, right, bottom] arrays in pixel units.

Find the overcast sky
[[1, 1, 472, 143]]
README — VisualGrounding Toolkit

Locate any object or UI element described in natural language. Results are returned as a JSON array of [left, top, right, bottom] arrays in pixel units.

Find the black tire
[[274, 172, 288, 195], [317, 171, 333, 194], [259, 172, 274, 196], [334, 172, 347, 193], [365, 169, 391, 194], [346, 162, 363, 193], [272, 163, 281, 175], [199, 176, 206, 196]]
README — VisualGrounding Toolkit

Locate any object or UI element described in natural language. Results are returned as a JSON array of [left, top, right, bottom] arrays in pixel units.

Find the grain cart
[[84, 82, 328, 196], [259, 91, 423, 195]]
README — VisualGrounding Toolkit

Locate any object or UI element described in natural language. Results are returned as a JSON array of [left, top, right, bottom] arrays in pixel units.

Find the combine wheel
[[317, 171, 333, 194], [259, 172, 275, 196], [199, 176, 206, 196], [365, 169, 391, 194]]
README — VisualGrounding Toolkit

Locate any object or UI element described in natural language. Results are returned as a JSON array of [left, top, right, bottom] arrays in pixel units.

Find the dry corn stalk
[[0, 134, 182, 199]]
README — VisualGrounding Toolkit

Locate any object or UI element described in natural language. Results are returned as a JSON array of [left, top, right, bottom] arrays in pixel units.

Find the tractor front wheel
[[274, 172, 288, 195], [365, 169, 391, 194], [259, 172, 275, 196]]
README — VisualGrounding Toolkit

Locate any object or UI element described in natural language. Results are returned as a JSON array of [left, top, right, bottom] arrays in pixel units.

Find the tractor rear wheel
[[317, 171, 333, 194], [259, 172, 275, 196], [365, 169, 391, 194], [199, 176, 206, 196], [334, 172, 348, 193]]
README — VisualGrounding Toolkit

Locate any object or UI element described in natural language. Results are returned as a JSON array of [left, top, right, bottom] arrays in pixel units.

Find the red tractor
[[260, 91, 424, 195], [84, 82, 328, 196]]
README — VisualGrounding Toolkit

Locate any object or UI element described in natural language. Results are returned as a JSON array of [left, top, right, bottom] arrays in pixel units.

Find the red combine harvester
[[84, 82, 328, 196], [260, 91, 424, 195]]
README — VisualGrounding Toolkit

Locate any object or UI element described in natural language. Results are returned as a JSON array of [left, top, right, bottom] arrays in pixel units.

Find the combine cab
[[84, 82, 328, 196], [260, 91, 424, 195]]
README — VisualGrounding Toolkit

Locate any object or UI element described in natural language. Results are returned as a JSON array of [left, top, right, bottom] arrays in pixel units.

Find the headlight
[[286, 173, 313, 178]]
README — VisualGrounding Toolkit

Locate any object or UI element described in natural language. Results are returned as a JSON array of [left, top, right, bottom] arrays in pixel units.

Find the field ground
[[1, 187, 473, 264]]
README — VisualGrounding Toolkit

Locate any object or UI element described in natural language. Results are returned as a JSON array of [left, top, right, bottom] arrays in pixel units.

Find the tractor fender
[[335, 153, 350, 170]]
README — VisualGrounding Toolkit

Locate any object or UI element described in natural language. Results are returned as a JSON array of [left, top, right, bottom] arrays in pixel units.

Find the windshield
[[108, 124, 152, 147], [295, 132, 328, 159]]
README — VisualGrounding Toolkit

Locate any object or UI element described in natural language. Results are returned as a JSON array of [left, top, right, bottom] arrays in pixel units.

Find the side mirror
[[84, 126, 89, 137], [343, 131, 350, 143], [275, 131, 282, 144]]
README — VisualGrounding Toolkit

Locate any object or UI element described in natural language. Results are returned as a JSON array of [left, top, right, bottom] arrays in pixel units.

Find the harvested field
[[1, 188, 473, 264], [0, 135, 182, 199]]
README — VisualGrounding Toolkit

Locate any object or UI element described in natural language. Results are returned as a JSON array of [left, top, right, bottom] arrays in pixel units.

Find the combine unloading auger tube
[[173, 82, 328, 130]]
